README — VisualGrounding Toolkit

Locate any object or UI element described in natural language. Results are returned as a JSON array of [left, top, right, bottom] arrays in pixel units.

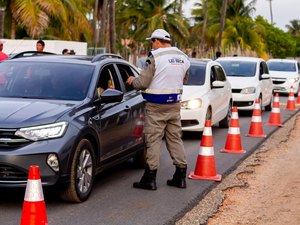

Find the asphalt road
[[0, 96, 298, 225]]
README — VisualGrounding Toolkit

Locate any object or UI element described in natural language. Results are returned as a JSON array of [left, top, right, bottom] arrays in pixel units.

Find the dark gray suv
[[0, 54, 145, 202]]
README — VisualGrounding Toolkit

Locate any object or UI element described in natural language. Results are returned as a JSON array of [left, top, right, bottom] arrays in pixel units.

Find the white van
[[267, 59, 300, 94]]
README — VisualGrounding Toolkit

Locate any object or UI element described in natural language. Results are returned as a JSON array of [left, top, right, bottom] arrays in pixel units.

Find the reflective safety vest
[[143, 47, 190, 104]]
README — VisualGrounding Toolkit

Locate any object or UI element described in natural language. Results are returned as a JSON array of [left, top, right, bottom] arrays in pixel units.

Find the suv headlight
[[15, 122, 68, 141], [181, 99, 202, 109], [240, 87, 256, 94]]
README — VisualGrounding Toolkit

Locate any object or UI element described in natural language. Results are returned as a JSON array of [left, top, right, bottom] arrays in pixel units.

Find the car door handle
[[124, 105, 131, 112]]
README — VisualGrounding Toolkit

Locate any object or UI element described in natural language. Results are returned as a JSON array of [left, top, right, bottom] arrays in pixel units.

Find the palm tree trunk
[[199, 0, 208, 57], [11, 17, 16, 39], [99, 0, 108, 48], [217, 0, 227, 52], [109, 0, 116, 53], [94, 0, 99, 49]]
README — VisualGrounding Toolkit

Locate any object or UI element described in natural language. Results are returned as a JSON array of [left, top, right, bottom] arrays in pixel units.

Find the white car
[[217, 57, 273, 111], [181, 59, 232, 132], [267, 59, 300, 94]]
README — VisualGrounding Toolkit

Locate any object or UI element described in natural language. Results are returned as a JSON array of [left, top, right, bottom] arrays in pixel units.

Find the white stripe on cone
[[251, 116, 262, 122], [202, 127, 212, 136], [24, 179, 44, 202], [271, 107, 280, 113], [199, 146, 214, 156], [228, 127, 241, 135]]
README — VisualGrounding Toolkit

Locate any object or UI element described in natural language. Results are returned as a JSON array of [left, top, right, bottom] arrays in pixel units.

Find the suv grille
[[0, 129, 31, 149], [0, 165, 28, 182]]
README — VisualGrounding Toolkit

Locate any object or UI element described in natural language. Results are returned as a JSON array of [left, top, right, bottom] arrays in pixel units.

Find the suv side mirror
[[94, 89, 124, 106]]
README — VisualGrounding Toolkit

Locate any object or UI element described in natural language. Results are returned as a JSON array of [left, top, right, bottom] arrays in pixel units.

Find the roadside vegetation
[[0, 0, 299, 60]]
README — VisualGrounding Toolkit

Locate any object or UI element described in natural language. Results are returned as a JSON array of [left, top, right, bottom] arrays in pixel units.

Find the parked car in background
[[217, 57, 273, 111], [267, 59, 300, 95], [181, 59, 232, 132], [0, 54, 145, 202]]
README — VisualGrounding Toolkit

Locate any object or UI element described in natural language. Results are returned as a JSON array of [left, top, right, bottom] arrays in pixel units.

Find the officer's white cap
[[146, 29, 171, 41]]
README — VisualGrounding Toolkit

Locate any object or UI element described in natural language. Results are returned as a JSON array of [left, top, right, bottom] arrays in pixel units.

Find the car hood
[[227, 76, 258, 89], [182, 85, 208, 100], [0, 98, 77, 128], [269, 71, 299, 79]]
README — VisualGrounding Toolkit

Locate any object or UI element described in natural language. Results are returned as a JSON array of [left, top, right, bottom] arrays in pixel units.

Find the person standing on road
[[0, 40, 8, 61], [126, 29, 190, 191]]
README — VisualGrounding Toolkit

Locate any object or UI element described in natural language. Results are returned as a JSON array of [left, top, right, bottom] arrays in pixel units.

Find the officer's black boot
[[167, 166, 187, 188], [133, 166, 157, 190]]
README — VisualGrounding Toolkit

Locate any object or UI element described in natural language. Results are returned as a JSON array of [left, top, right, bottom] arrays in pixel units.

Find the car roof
[[190, 58, 217, 66], [217, 56, 264, 63], [6, 53, 129, 66], [267, 58, 298, 63]]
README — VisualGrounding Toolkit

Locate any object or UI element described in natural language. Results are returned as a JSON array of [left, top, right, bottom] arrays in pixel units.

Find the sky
[[183, 0, 300, 31]]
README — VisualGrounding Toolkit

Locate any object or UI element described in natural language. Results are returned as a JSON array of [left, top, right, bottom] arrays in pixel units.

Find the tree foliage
[[0, 0, 299, 58]]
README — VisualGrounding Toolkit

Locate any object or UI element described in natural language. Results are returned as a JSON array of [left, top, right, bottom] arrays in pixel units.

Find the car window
[[267, 61, 297, 72], [213, 65, 226, 81], [218, 61, 256, 77], [115, 63, 135, 93], [97, 64, 121, 96], [0, 61, 94, 100], [185, 64, 206, 85]]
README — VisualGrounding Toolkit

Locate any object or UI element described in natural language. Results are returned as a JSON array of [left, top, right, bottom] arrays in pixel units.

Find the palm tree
[[216, 0, 227, 52], [109, 0, 116, 53], [99, 0, 108, 48], [200, 0, 209, 56], [3, 0, 92, 40], [221, 0, 264, 56], [116, 0, 190, 46], [286, 19, 300, 36]]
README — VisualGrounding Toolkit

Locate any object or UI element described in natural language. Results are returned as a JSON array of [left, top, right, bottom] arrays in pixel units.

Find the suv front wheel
[[60, 139, 96, 202]]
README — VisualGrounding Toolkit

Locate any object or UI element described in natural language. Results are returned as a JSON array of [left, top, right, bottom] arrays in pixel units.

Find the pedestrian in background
[[62, 49, 69, 55], [137, 49, 147, 69], [36, 39, 45, 53], [0, 40, 8, 61], [69, 50, 76, 55], [126, 29, 190, 190], [213, 51, 221, 60]]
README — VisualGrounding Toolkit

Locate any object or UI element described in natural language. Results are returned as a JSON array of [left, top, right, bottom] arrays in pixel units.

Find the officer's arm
[[132, 56, 155, 90]]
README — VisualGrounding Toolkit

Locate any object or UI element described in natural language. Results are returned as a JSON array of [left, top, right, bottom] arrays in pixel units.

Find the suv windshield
[[218, 61, 256, 77], [185, 64, 206, 85], [268, 62, 296, 72], [0, 61, 94, 100]]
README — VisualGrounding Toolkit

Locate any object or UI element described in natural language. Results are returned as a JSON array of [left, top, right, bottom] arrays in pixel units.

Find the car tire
[[264, 94, 273, 111], [60, 139, 96, 203], [219, 102, 232, 128]]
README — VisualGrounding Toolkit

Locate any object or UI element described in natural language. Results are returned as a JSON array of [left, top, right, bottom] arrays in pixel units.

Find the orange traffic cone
[[20, 165, 48, 225], [246, 99, 266, 138], [189, 120, 222, 181], [220, 107, 246, 154], [132, 114, 144, 137], [267, 93, 283, 126], [286, 86, 297, 110]]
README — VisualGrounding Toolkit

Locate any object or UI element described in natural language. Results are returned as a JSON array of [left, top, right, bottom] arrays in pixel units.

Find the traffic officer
[[126, 29, 190, 190]]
